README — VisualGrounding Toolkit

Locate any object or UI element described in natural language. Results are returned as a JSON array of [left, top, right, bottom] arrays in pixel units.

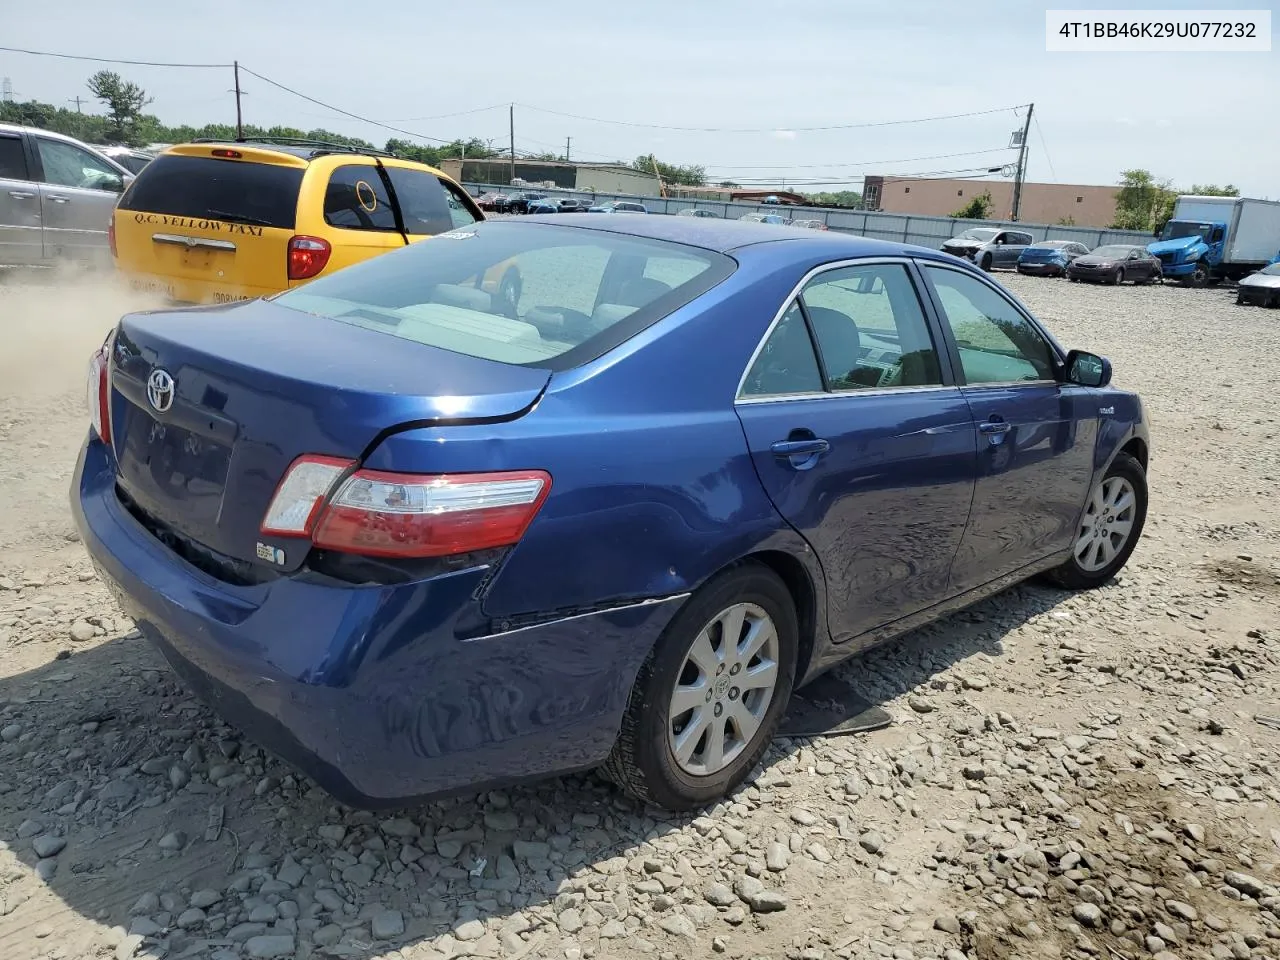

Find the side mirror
[[1066, 349, 1111, 388]]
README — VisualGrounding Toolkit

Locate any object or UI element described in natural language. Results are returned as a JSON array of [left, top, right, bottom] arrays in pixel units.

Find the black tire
[[496, 267, 522, 318], [1068, 275, 1079, 282], [1236, 293, 1246, 306], [1043, 452, 1148, 590], [980, 253, 993, 272], [1186, 262, 1209, 288], [602, 562, 798, 810], [1112, 268, 1125, 285]]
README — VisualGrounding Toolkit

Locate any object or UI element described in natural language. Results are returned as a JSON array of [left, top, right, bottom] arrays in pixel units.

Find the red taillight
[[108, 218, 117, 258], [211, 148, 243, 159], [260, 459, 551, 559], [287, 236, 332, 281], [86, 343, 111, 446]]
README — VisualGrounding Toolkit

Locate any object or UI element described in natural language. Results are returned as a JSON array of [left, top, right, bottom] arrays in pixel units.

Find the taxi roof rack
[[190, 136, 400, 159]]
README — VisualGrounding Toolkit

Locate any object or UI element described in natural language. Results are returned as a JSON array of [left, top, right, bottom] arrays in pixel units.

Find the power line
[[237, 66, 452, 144], [1032, 114, 1057, 182], [0, 45, 231, 68], [383, 103, 509, 123], [702, 147, 1015, 172], [515, 102, 1027, 134]]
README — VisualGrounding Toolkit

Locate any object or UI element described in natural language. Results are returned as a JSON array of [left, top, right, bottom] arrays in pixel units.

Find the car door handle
[[46, 195, 70, 203], [8, 190, 36, 200], [771, 438, 830, 458], [978, 420, 1012, 435]]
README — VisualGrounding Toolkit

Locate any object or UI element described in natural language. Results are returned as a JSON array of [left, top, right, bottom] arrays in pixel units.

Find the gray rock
[[69, 620, 96, 642], [177, 908, 206, 929], [705, 883, 736, 907], [559, 909, 584, 934], [512, 839, 550, 859], [16, 820, 43, 840], [908, 696, 934, 713], [158, 831, 186, 851], [244, 934, 296, 959], [1224, 871, 1267, 898], [934, 916, 961, 934], [317, 824, 346, 844], [372, 909, 405, 940], [0, 724, 22, 743], [276, 855, 306, 887], [766, 842, 789, 872], [247, 905, 278, 923], [484, 810, 520, 832], [341, 863, 374, 886], [1073, 903, 1103, 928], [1211, 785, 1240, 802], [115, 934, 145, 960], [168, 764, 191, 790], [860, 832, 885, 855], [32, 835, 65, 858], [380, 818, 419, 839], [659, 914, 697, 939], [743, 889, 788, 914], [1166, 900, 1198, 922], [436, 838, 464, 859], [313, 924, 343, 947], [35, 858, 56, 881], [130, 893, 160, 915], [190, 889, 222, 909], [455, 919, 486, 942], [128, 917, 163, 937]]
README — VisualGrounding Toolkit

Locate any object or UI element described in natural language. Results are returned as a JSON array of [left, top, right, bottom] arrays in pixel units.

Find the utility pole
[[509, 104, 516, 186], [565, 136, 571, 162], [233, 61, 244, 140], [1010, 102, 1034, 222], [68, 96, 85, 113]]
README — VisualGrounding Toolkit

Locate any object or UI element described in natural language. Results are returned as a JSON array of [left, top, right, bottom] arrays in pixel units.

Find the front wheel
[[1044, 452, 1148, 590], [1112, 268, 1125, 285], [1186, 262, 1209, 288], [603, 562, 798, 810], [980, 253, 993, 272]]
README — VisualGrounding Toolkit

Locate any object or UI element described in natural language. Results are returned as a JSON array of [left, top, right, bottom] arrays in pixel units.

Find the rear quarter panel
[[362, 246, 829, 623]]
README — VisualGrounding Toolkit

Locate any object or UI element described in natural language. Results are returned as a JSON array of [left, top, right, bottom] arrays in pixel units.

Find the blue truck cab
[[1148, 195, 1280, 288]]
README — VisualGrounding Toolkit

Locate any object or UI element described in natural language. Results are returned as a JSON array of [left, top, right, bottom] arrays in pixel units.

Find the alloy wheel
[[667, 602, 780, 776], [1074, 476, 1137, 573]]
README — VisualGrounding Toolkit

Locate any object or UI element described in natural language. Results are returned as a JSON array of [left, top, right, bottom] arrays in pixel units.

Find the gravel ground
[[1, 269, 1279, 960]]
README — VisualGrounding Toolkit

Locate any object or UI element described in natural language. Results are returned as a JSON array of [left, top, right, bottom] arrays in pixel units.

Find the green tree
[[1189, 183, 1239, 197], [951, 190, 993, 220], [86, 71, 153, 145], [717, 180, 741, 188], [809, 190, 863, 208], [634, 154, 706, 187], [1111, 169, 1174, 231]]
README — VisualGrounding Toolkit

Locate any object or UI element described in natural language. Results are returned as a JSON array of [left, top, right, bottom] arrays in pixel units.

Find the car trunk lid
[[107, 299, 549, 568]]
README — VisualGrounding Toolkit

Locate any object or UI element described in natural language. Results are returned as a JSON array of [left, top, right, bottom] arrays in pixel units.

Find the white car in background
[[1236, 262, 1280, 307]]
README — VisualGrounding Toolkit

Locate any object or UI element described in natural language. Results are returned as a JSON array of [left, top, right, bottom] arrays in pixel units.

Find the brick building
[[863, 175, 1120, 227]]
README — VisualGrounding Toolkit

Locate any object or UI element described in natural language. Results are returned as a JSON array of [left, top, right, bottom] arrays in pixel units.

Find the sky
[[2, 0, 1276, 197]]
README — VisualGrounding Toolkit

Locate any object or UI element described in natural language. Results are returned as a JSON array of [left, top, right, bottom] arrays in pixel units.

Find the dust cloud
[[0, 266, 166, 399]]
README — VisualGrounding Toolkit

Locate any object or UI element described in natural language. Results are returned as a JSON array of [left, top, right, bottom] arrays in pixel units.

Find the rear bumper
[[122, 271, 276, 305], [71, 438, 683, 807]]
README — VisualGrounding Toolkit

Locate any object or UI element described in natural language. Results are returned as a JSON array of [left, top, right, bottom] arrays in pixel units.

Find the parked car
[[100, 145, 156, 175], [760, 214, 792, 226], [1066, 245, 1162, 285], [677, 208, 720, 218], [1236, 262, 1280, 306], [73, 215, 1150, 811], [557, 198, 590, 213], [1016, 241, 1091, 277], [507, 192, 546, 214], [941, 228, 1034, 271], [526, 198, 560, 214], [110, 138, 483, 304], [474, 192, 507, 211], [791, 219, 828, 231], [0, 122, 134, 266], [589, 201, 647, 213], [738, 214, 765, 223]]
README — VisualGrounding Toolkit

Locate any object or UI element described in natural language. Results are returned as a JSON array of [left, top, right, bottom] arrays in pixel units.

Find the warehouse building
[[863, 175, 1120, 227], [439, 158, 660, 196]]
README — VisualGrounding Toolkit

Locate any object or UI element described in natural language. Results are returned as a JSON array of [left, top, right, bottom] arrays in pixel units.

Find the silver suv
[[0, 123, 134, 266]]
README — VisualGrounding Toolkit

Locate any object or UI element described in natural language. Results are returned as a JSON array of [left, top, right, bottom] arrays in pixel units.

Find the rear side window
[[0, 134, 29, 180], [324, 166, 478, 235], [273, 220, 732, 369], [118, 155, 303, 229]]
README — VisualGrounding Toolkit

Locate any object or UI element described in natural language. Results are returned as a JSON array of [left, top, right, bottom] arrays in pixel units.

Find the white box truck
[[1148, 196, 1280, 286]]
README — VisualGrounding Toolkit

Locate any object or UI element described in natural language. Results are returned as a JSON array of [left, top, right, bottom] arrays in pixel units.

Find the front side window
[[924, 266, 1056, 385], [274, 220, 730, 368], [800, 264, 942, 390], [36, 138, 122, 191]]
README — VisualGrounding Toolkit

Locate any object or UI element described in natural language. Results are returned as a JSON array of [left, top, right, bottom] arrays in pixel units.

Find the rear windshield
[[118, 154, 303, 229], [273, 220, 734, 370]]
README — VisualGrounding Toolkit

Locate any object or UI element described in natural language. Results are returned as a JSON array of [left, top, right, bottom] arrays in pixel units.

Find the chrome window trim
[[734, 256, 945, 403]]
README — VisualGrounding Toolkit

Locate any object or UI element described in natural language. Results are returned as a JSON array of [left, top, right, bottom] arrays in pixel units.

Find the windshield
[[1091, 245, 1135, 259], [1260, 264, 1280, 276], [273, 221, 734, 368], [959, 229, 999, 242], [1161, 221, 1212, 241]]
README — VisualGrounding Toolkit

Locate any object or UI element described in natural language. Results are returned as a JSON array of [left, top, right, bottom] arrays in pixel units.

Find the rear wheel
[[603, 562, 798, 810], [980, 253, 993, 272], [1044, 452, 1147, 590]]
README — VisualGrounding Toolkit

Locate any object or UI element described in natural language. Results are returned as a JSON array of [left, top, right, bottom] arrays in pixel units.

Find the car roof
[[517, 213, 957, 259]]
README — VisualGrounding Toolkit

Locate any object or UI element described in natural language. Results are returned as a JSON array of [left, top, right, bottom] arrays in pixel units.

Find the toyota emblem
[[147, 368, 175, 413]]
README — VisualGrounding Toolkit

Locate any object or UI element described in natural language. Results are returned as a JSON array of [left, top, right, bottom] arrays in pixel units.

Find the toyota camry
[[72, 215, 1150, 811]]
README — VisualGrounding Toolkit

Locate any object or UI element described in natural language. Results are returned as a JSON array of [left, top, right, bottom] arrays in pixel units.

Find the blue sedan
[[71, 216, 1150, 811]]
